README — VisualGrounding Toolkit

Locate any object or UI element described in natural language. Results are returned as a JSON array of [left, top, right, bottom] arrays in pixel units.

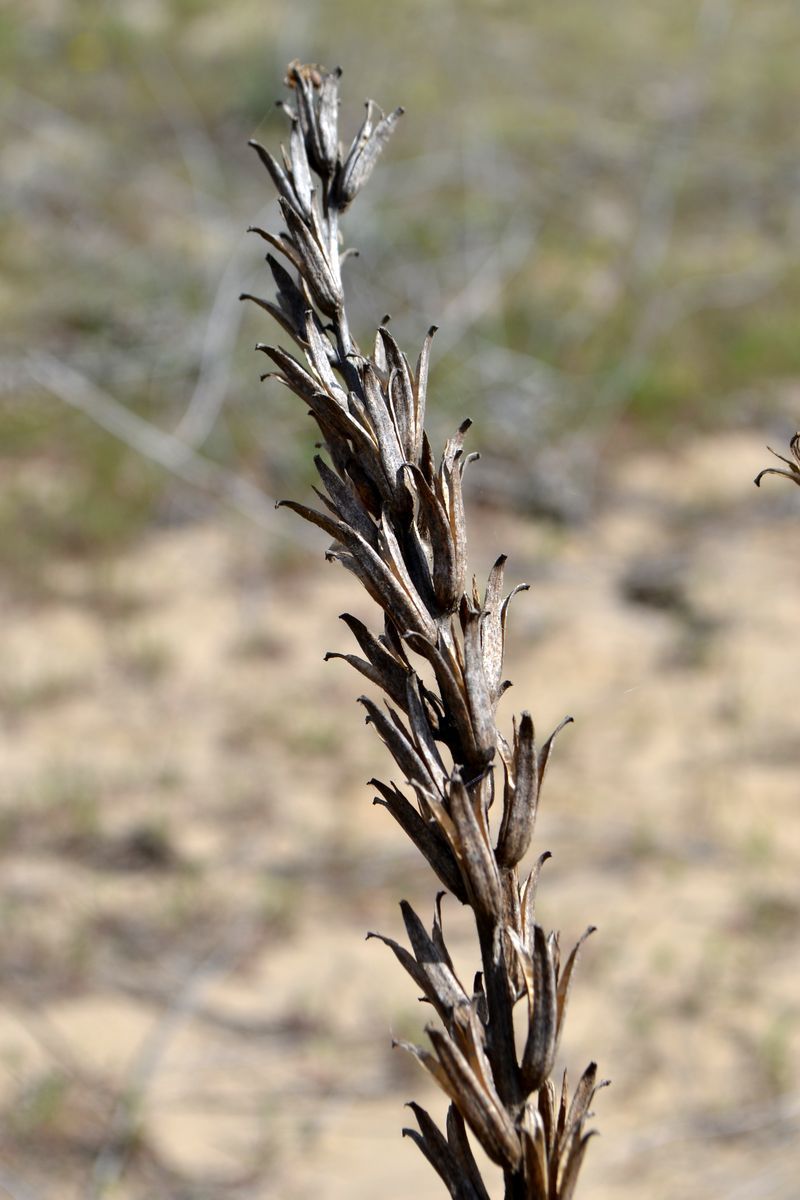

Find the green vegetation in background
[[3, 0, 799, 570]]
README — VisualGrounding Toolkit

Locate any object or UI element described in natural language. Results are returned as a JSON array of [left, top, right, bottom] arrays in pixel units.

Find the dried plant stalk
[[242, 61, 605, 1199]]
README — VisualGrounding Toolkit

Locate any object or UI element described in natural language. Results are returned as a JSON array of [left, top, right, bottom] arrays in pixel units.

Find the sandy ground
[[1, 430, 799, 1200]]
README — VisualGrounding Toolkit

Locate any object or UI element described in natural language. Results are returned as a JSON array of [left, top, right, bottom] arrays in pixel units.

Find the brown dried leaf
[[521, 1105, 550, 1199], [359, 696, 435, 795], [403, 1103, 476, 1200], [448, 774, 502, 923], [558, 1132, 597, 1200], [312, 456, 377, 547], [400, 900, 469, 1018], [521, 852, 552, 951], [248, 140, 303, 216], [556, 927, 596, 1040], [496, 710, 537, 868], [288, 117, 313, 215], [403, 631, 483, 767], [462, 610, 496, 761], [336, 102, 404, 210], [412, 326, 438, 463], [521, 925, 558, 1093], [280, 201, 342, 316], [428, 1026, 521, 1170], [336, 613, 411, 709], [371, 782, 466, 902], [481, 555, 507, 703], [445, 1104, 491, 1200]]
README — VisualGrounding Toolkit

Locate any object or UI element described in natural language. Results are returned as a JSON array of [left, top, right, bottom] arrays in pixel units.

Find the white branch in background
[[26, 352, 317, 545]]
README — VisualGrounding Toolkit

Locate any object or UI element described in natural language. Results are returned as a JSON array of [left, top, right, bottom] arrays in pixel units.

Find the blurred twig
[[170, 227, 263, 451], [130, 39, 253, 453], [25, 353, 316, 544], [86, 920, 261, 1199], [0, 1169, 47, 1200]]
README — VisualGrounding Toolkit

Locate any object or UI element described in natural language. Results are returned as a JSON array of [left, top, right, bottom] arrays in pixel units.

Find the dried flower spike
[[243, 63, 605, 1198]]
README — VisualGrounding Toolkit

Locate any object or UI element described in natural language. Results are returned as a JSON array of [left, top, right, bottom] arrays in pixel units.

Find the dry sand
[[1, 431, 798, 1199]]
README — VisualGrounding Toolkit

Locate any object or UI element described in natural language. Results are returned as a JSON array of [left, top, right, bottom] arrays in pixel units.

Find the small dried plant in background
[[242, 62, 605, 1199], [755, 433, 800, 490]]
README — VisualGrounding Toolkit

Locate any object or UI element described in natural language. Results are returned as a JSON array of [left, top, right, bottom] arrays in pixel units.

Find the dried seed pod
[[286, 60, 342, 178], [334, 100, 404, 210]]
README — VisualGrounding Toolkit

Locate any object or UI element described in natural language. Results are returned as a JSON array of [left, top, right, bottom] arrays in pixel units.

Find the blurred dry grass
[[2, 1, 800, 1198]]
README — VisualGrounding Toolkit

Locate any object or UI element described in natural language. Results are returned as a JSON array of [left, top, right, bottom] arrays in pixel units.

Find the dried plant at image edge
[[755, 432, 800, 490], [242, 62, 606, 1199]]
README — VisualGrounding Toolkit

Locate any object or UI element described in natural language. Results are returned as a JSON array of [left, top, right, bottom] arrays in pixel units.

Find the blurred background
[[2, 1, 800, 1197]]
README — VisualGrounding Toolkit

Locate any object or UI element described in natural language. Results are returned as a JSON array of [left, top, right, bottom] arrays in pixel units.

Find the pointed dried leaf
[[378, 327, 415, 456], [313, 456, 377, 546], [431, 893, 455, 972], [445, 1105, 491, 1200], [403, 632, 484, 768], [372, 781, 467, 902], [521, 852, 552, 950], [539, 1079, 557, 1159], [538, 715, 573, 784], [329, 523, 437, 640], [496, 710, 537, 868], [277, 498, 346, 544], [286, 62, 330, 177], [521, 1106, 550, 1200], [257, 344, 318, 398], [288, 117, 313, 216], [359, 696, 434, 794], [506, 927, 534, 1004], [240, 293, 302, 347], [412, 326, 437, 463], [500, 871, 525, 998], [451, 999, 500, 1104], [280, 201, 343, 316], [462, 610, 496, 761], [267, 253, 310, 331], [444, 452, 468, 600], [247, 224, 305, 276], [361, 362, 404, 481], [393, 1035, 451, 1094], [248, 140, 302, 215], [564, 1063, 598, 1142], [403, 463, 458, 613], [367, 929, 433, 1006], [558, 1131, 597, 1200], [448, 774, 502, 923], [557, 927, 596, 1040], [336, 102, 404, 209], [400, 900, 469, 1017], [304, 391, 388, 498], [377, 512, 436, 638], [337, 613, 411, 709], [405, 675, 448, 786], [317, 67, 341, 170], [481, 555, 507, 703], [521, 925, 558, 1093], [428, 1026, 521, 1170], [403, 1104, 469, 1200], [324, 649, 388, 696], [304, 314, 347, 403]]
